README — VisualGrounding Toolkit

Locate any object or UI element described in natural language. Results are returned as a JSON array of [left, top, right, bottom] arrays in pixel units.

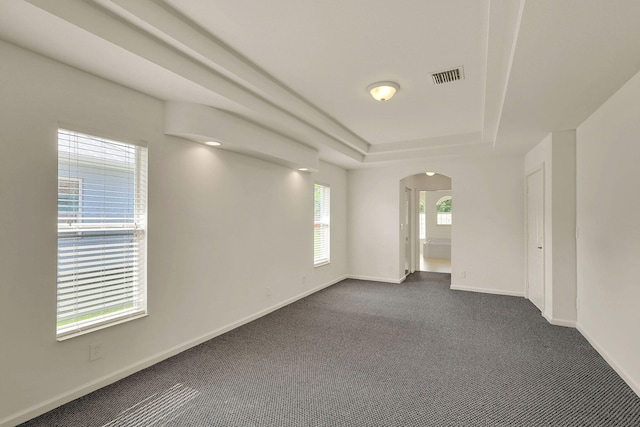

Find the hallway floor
[[419, 256, 451, 273]]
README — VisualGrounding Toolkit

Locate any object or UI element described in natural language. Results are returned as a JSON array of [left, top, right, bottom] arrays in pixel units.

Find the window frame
[[56, 128, 148, 340], [436, 195, 452, 226], [313, 183, 330, 267]]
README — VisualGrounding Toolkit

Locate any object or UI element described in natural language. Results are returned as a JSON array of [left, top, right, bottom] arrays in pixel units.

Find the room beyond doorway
[[400, 172, 452, 276], [420, 253, 452, 273], [419, 188, 452, 273]]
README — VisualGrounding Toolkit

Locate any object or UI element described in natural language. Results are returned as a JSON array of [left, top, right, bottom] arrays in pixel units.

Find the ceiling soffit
[[14, 0, 525, 167], [26, 0, 367, 162], [11, 1, 640, 167], [494, 0, 640, 154]]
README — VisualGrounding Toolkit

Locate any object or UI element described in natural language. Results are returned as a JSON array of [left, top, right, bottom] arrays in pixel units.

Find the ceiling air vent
[[430, 66, 464, 85]]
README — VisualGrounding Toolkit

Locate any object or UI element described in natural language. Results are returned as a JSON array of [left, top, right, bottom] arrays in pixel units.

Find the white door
[[526, 168, 544, 311]]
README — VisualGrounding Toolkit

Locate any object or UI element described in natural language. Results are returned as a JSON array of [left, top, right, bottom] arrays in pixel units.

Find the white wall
[[0, 41, 348, 426], [576, 68, 640, 396], [550, 131, 577, 324], [348, 156, 524, 295]]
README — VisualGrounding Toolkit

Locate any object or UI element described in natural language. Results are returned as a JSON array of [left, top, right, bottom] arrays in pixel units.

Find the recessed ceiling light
[[205, 141, 222, 147], [367, 81, 399, 101], [426, 172, 436, 176], [298, 168, 309, 172]]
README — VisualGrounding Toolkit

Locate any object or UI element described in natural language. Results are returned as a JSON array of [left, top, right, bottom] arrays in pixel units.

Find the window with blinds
[[313, 183, 330, 266], [57, 129, 148, 339]]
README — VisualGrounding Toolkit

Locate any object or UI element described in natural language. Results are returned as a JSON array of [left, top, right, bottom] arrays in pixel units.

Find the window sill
[[314, 260, 330, 268], [57, 312, 148, 341]]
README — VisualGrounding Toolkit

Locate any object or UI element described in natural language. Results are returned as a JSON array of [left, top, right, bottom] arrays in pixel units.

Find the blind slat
[[58, 268, 139, 290], [57, 129, 147, 337], [57, 286, 143, 308]]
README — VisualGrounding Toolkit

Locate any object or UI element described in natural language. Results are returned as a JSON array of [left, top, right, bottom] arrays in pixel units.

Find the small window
[[57, 129, 148, 339], [313, 183, 330, 266], [436, 196, 452, 225]]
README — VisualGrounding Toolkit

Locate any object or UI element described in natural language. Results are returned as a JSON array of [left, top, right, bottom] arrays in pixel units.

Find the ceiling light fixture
[[298, 168, 309, 172], [205, 141, 222, 147], [425, 172, 436, 176], [367, 81, 399, 101]]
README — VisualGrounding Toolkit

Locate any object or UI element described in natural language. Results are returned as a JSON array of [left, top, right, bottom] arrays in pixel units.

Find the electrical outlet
[[460, 271, 466, 278], [89, 343, 102, 362], [302, 275, 306, 286], [266, 287, 271, 297]]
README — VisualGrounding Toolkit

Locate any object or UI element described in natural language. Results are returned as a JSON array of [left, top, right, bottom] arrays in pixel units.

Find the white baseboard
[[1, 276, 347, 427], [577, 322, 640, 398], [450, 284, 525, 297], [542, 312, 576, 328], [348, 275, 404, 284]]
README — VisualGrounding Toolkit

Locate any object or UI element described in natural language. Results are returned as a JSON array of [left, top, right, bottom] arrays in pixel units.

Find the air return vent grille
[[430, 66, 464, 85]]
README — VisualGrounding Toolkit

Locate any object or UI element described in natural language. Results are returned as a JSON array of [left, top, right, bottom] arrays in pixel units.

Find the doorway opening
[[401, 172, 452, 274], [419, 189, 452, 273]]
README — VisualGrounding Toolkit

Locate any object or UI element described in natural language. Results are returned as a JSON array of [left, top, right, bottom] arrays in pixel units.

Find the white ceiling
[[1, 0, 639, 168]]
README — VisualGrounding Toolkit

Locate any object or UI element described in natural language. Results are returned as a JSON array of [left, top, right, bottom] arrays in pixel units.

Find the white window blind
[[314, 183, 330, 266], [57, 129, 147, 339]]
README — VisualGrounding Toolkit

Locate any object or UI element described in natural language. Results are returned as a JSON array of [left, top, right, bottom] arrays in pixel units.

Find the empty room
[[1, 1, 639, 426]]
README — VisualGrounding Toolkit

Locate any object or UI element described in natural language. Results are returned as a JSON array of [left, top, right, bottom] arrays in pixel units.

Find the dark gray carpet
[[20, 272, 640, 426]]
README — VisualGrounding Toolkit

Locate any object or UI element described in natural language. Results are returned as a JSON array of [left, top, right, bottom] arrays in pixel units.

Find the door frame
[[404, 187, 413, 276], [525, 164, 545, 311]]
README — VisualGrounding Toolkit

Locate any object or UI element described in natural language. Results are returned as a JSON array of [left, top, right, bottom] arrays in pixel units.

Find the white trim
[[348, 275, 405, 284], [57, 313, 148, 341], [542, 312, 576, 328], [450, 284, 525, 297], [577, 322, 640, 398], [1, 275, 347, 427]]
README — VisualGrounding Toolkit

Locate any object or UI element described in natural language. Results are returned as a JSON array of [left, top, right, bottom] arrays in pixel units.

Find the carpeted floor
[[20, 272, 640, 426]]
